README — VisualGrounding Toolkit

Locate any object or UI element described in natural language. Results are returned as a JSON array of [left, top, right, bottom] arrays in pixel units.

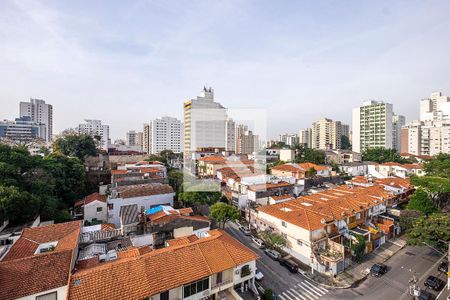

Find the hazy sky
[[1, 0, 450, 140]]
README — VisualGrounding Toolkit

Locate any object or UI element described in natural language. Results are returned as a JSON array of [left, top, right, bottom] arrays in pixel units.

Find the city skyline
[[1, 1, 450, 139]]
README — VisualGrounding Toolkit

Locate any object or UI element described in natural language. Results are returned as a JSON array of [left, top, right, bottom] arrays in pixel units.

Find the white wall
[[17, 286, 67, 300], [84, 200, 107, 223]]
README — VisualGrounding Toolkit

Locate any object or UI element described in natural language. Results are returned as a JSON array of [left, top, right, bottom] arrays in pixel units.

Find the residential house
[[368, 162, 425, 178], [68, 229, 259, 300], [0, 221, 82, 300], [73, 192, 108, 223], [108, 183, 175, 228], [271, 163, 331, 180], [324, 149, 362, 164]]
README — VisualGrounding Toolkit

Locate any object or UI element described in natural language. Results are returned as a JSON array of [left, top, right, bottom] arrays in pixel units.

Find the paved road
[[225, 222, 333, 300], [329, 246, 448, 300], [225, 222, 448, 300]]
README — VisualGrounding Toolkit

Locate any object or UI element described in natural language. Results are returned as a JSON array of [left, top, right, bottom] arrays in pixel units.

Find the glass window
[[36, 292, 57, 300], [216, 272, 223, 284], [96, 207, 102, 212], [160, 291, 169, 300]]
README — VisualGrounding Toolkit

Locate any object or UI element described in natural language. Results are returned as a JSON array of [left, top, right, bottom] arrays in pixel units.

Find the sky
[[1, 0, 450, 140]]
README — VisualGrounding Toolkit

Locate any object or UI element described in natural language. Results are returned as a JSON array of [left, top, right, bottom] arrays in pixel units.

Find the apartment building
[[77, 119, 110, 150], [225, 118, 236, 152], [401, 119, 450, 156], [299, 128, 312, 148], [392, 114, 406, 153], [19, 98, 53, 142], [420, 91, 450, 121], [0, 116, 47, 142], [143, 117, 183, 154], [254, 180, 412, 276], [236, 124, 259, 155], [68, 229, 259, 300], [352, 101, 394, 153], [279, 133, 299, 147], [126, 130, 144, 148], [311, 118, 345, 150]]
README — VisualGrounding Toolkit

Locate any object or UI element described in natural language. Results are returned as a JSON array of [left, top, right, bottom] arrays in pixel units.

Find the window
[[297, 240, 303, 246], [36, 292, 57, 300], [96, 207, 103, 212], [216, 272, 223, 284], [160, 291, 169, 300], [241, 265, 251, 278], [183, 277, 209, 298], [282, 221, 287, 228]]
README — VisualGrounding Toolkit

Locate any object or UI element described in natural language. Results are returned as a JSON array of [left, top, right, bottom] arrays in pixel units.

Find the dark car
[[279, 258, 299, 273], [370, 263, 388, 277], [418, 290, 436, 300], [438, 261, 448, 273], [424, 275, 445, 291]]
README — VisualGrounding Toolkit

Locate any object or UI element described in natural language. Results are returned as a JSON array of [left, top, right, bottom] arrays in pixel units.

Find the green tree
[[340, 135, 352, 150], [293, 145, 325, 164], [179, 184, 222, 207], [262, 289, 274, 300], [52, 134, 97, 161], [351, 234, 366, 262], [209, 202, 239, 229], [411, 176, 450, 209], [407, 213, 450, 251], [399, 209, 422, 233], [407, 188, 436, 215], [423, 153, 450, 177], [362, 147, 405, 163], [260, 231, 287, 250], [0, 186, 40, 224], [307, 167, 317, 178], [168, 170, 184, 195]]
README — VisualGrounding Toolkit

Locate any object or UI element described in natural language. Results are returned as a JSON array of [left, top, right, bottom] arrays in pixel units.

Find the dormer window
[[35, 241, 58, 254]]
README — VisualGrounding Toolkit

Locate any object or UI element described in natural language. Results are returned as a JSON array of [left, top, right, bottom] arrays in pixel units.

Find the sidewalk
[[301, 237, 407, 289]]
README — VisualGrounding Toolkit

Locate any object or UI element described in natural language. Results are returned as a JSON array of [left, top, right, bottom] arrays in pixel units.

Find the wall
[[84, 200, 107, 223], [17, 286, 67, 300]]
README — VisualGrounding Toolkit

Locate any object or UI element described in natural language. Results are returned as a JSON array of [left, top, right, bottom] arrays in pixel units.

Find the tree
[[407, 213, 450, 251], [52, 134, 97, 161], [260, 231, 287, 250], [423, 153, 450, 177], [179, 184, 222, 207], [0, 186, 39, 224], [293, 144, 326, 164], [407, 188, 436, 215], [351, 234, 366, 262], [262, 289, 274, 300], [341, 135, 352, 150], [361, 147, 405, 163], [410, 176, 450, 210], [168, 170, 184, 195], [307, 167, 317, 178], [399, 209, 422, 233], [209, 202, 239, 229]]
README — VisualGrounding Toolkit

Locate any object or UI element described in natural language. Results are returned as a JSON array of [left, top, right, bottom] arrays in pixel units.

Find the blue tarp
[[145, 205, 164, 215]]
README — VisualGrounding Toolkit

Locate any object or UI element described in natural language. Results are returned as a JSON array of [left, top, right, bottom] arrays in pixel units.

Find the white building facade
[[19, 98, 53, 142], [145, 116, 183, 154], [77, 119, 110, 150]]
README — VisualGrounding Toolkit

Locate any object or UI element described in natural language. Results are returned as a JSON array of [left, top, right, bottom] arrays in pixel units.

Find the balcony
[[211, 279, 233, 292]]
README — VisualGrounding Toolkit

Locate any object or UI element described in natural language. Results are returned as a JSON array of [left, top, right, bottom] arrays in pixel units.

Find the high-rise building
[[144, 117, 183, 154], [352, 101, 394, 153], [77, 119, 110, 150], [225, 119, 236, 152], [311, 118, 344, 150], [0, 116, 46, 142], [392, 114, 406, 153], [19, 98, 53, 142], [298, 128, 312, 148], [235, 124, 259, 155], [279, 133, 299, 147], [126, 130, 138, 146], [183, 87, 227, 152], [136, 132, 143, 148], [420, 92, 450, 121]]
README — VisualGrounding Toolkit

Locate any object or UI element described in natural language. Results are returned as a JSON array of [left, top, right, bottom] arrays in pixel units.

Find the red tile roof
[[115, 183, 174, 199], [68, 230, 259, 300]]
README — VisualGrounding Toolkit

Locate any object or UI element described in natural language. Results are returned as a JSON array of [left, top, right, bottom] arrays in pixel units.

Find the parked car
[[370, 263, 388, 277], [438, 261, 448, 273], [252, 237, 265, 248], [424, 275, 445, 291], [264, 249, 281, 261], [255, 268, 264, 281], [279, 258, 299, 273], [417, 290, 436, 300], [239, 226, 251, 236]]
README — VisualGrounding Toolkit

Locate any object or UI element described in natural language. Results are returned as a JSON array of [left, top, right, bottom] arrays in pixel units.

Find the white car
[[255, 269, 264, 281], [251, 237, 266, 248]]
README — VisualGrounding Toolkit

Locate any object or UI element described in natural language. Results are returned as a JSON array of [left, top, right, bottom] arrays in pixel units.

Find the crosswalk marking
[[301, 280, 328, 295], [278, 279, 329, 300], [288, 288, 309, 300]]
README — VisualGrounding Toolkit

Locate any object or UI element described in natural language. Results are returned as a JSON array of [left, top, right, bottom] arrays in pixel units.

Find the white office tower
[[183, 87, 227, 152], [298, 128, 312, 148], [77, 119, 110, 150], [19, 99, 53, 142], [146, 116, 183, 154], [311, 118, 343, 150], [225, 119, 236, 152], [392, 114, 406, 153], [420, 92, 450, 121], [352, 100, 394, 153]]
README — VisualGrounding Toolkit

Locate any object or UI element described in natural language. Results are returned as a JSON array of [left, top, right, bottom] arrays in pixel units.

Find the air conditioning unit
[[99, 254, 107, 262], [107, 250, 118, 261]]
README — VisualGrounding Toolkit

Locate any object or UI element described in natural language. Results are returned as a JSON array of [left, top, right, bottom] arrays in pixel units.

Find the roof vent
[[300, 202, 312, 206], [73, 279, 81, 286]]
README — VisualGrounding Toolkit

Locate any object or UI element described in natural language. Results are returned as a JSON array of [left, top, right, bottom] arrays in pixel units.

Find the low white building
[[74, 192, 108, 224], [279, 149, 295, 162], [108, 183, 175, 228]]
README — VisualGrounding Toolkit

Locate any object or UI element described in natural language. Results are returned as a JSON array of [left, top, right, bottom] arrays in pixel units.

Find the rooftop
[[114, 183, 174, 199]]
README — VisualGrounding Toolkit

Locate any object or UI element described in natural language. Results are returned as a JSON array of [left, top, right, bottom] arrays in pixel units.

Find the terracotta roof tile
[[115, 183, 174, 199]]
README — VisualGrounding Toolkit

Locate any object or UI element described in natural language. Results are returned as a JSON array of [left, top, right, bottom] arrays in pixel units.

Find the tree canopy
[[52, 134, 97, 161], [179, 183, 222, 206], [260, 231, 287, 250], [406, 188, 436, 215], [209, 202, 239, 229], [407, 213, 450, 252], [340, 135, 352, 150], [361, 147, 406, 163], [0, 143, 89, 224], [293, 145, 325, 164], [423, 153, 450, 177]]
